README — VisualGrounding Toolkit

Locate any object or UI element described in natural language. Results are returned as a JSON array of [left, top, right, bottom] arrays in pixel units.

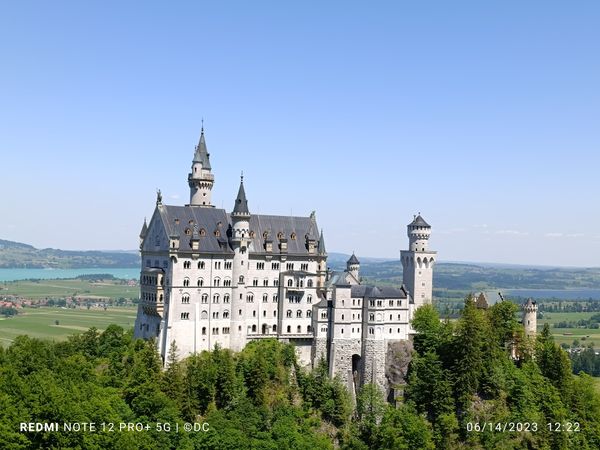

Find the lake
[[0, 268, 139, 282]]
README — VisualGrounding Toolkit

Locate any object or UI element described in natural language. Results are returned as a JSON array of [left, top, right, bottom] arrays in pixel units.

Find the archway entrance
[[352, 354, 362, 396]]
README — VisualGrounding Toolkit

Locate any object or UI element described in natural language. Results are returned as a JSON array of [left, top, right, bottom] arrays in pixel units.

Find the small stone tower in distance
[[400, 214, 435, 308], [188, 127, 215, 206], [522, 298, 538, 337]]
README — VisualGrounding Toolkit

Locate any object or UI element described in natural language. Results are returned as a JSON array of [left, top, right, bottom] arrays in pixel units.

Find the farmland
[[0, 306, 137, 347], [0, 277, 137, 300], [538, 311, 600, 347]]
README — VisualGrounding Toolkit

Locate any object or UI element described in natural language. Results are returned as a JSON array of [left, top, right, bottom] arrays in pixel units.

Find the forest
[[1, 297, 599, 449]]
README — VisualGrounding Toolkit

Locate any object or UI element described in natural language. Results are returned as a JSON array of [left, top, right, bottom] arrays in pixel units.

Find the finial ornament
[[156, 189, 162, 205], [201, 118, 204, 133], [241, 171, 244, 183]]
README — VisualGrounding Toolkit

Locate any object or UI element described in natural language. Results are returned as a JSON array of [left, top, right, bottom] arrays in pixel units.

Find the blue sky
[[1, 1, 599, 266]]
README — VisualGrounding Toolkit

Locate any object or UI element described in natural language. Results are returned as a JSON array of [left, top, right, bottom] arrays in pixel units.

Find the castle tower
[[188, 127, 215, 206], [230, 175, 251, 351], [522, 298, 538, 337], [400, 214, 436, 309], [346, 253, 360, 283]]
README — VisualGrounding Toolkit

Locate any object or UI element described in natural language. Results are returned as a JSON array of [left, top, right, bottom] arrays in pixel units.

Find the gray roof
[[249, 214, 320, 255], [193, 129, 211, 170], [409, 214, 430, 227], [351, 284, 408, 299], [232, 180, 249, 215], [159, 205, 233, 254], [157, 205, 320, 256], [347, 253, 360, 265]]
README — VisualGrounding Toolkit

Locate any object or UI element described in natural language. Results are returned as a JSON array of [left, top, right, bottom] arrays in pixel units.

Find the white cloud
[[545, 233, 563, 238]]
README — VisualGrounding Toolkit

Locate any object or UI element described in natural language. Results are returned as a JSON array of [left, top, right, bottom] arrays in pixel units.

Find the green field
[[0, 307, 137, 346], [539, 311, 600, 347], [0, 278, 137, 300]]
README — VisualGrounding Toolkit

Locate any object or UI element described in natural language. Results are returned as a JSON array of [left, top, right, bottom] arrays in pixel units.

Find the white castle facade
[[134, 129, 435, 392]]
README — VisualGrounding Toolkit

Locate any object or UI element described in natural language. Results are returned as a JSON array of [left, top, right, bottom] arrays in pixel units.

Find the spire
[[139, 218, 148, 239], [347, 253, 359, 265], [318, 229, 327, 255], [193, 127, 211, 170], [232, 174, 249, 215]]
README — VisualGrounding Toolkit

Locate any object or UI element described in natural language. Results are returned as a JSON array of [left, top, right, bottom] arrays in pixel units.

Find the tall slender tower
[[400, 214, 436, 308], [188, 127, 215, 206], [230, 175, 251, 351]]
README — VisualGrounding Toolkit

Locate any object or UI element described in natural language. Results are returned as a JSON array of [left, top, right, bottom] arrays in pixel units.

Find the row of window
[[182, 261, 234, 270], [182, 278, 233, 287], [183, 321, 314, 336], [142, 292, 163, 302], [368, 299, 403, 307], [180, 309, 313, 320], [141, 275, 162, 286]]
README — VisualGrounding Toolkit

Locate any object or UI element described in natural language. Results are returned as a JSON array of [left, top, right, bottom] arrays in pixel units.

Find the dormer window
[[249, 230, 256, 238], [214, 230, 221, 237], [199, 228, 206, 236], [184, 228, 191, 235], [263, 231, 269, 239], [277, 232, 284, 240], [174, 218, 180, 225], [291, 232, 296, 240]]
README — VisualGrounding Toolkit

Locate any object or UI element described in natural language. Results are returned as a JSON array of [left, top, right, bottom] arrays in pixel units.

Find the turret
[[522, 298, 538, 337], [346, 253, 360, 281], [188, 127, 215, 206], [407, 213, 431, 252], [230, 174, 251, 351]]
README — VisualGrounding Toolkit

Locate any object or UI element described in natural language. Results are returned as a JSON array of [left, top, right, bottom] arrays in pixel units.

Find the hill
[[327, 253, 600, 291], [0, 239, 139, 269]]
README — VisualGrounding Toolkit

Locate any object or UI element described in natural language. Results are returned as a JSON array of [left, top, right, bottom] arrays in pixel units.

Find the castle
[[134, 128, 435, 393]]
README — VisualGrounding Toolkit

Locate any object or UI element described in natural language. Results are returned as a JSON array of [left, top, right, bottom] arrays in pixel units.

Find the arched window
[[182, 294, 190, 304], [202, 327, 206, 335], [197, 278, 203, 287], [296, 310, 302, 318], [287, 325, 291, 333], [297, 325, 301, 333], [286, 310, 292, 318], [214, 277, 221, 287], [246, 294, 254, 303], [273, 325, 277, 332], [224, 294, 230, 303], [307, 295, 312, 304], [183, 278, 190, 287], [251, 324, 257, 333], [306, 310, 311, 318], [307, 325, 312, 333], [263, 293, 268, 303], [287, 279, 293, 287], [201, 294, 208, 303], [223, 310, 229, 318], [307, 279, 313, 287], [213, 294, 219, 304], [198, 261, 205, 269], [239, 276, 245, 284]]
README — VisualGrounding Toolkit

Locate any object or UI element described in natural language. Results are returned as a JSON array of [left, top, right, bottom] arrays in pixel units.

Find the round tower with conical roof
[[346, 253, 360, 282], [188, 127, 215, 206], [230, 175, 251, 351]]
